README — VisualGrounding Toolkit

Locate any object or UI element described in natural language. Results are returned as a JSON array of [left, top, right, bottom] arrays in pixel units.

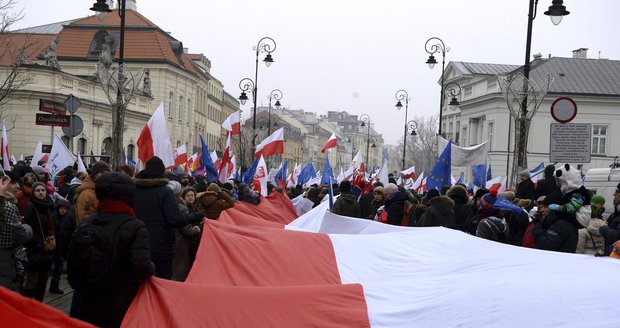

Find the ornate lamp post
[[407, 120, 418, 137], [238, 78, 255, 168], [267, 89, 283, 136], [359, 114, 371, 165], [424, 37, 448, 137], [445, 82, 462, 107], [90, 0, 144, 169], [395, 89, 409, 170]]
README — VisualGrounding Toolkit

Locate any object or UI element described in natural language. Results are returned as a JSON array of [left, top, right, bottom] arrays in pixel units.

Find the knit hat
[[446, 185, 468, 202], [207, 183, 222, 193], [499, 190, 515, 202], [519, 169, 530, 178], [90, 161, 110, 176], [339, 180, 352, 193], [137, 156, 165, 179], [474, 188, 489, 201], [31, 165, 45, 175], [95, 172, 135, 206], [591, 194, 605, 206], [167, 180, 182, 196], [542, 191, 563, 206], [222, 182, 234, 192], [544, 165, 556, 177], [480, 189, 498, 209]]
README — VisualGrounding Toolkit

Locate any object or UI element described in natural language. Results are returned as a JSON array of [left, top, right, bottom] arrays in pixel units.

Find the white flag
[[253, 155, 268, 197], [48, 135, 75, 179], [77, 152, 87, 173], [375, 161, 390, 185], [438, 136, 489, 166], [1, 120, 10, 170], [31, 141, 45, 167]]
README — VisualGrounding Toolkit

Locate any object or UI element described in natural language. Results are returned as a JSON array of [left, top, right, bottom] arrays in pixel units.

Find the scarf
[[96, 199, 136, 218]]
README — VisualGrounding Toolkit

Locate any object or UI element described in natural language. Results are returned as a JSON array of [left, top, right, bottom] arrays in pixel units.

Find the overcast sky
[[16, 0, 620, 145]]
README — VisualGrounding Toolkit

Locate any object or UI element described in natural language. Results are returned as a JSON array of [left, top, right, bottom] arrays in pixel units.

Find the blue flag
[[486, 165, 492, 181], [493, 195, 525, 214], [298, 163, 316, 186], [472, 164, 486, 187], [199, 134, 219, 183], [274, 161, 288, 187], [243, 158, 259, 185], [427, 141, 452, 191], [321, 157, 333, 186], [529, 162, 544, 174], [456, 174, 463, 185]]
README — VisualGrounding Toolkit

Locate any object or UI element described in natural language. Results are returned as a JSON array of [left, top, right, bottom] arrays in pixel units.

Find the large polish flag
[[137, 102, 174, 167], [321, 133, 337, 153], [124, 212, 620, 327], [218, 132, 232, 183], [222, 110, 241, 135], [255, 127, 284, 158]]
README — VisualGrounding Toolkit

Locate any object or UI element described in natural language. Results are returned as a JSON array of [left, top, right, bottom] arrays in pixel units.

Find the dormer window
[[88, 30, 119, 59]]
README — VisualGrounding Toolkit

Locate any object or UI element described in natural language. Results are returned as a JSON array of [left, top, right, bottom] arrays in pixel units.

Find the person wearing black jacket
[[359, 182, 383, 219], [594, 183, 620, 255], [515, 169, 536, 202], [331, 180, 361, 218], [68, 172, 155, 327], [531, 191, 579, 253], [446, 185, 472, 231], [133, 157, 204, 279], [534, 165, 560, 199], [383, 183, 407, 226]]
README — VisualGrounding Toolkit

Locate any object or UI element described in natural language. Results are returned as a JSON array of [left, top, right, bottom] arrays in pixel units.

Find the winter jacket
[[172, 200, 201, 282], [384, 192, 408, 226], [535, 176, 561, 199], [331, 192, 362, 218], [133, 177, 204, 261], [577, 221, 605, 255], [417, 196, 455, 227], [450, 198, 473, 232], [0, 196, 32, 291], [74, 176, 98, 226], [531, 211, 578, 253], [516, 178, 536, 201], [599, 207, 620, 256], [68, 211, 154, 327], [358, 191, 375, 219], [195, 190, 234, 220], [505, 211, 530, 246], [15, 185, 32, 214], [22, 197, 55, 270]]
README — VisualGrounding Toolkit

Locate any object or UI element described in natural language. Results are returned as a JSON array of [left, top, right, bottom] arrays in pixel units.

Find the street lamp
[[407, 120, 418, 136], [247, 37, 276, 156], [91, 0, 143, 169], [360, 114, 372, 165], [424, 37, 448, 136], [238, 78, 255, 168], [267, 89, 283, 136], [395, 89, 409, 170], [445, 82, 462, 107]]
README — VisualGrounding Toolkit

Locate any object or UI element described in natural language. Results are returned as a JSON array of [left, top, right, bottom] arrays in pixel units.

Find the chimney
[[572, 48, 588, 59], [124, 0, 137, 11], [533, 53, 543, 59]]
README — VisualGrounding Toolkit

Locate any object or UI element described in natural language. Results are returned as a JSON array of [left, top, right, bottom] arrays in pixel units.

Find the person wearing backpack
[[67, 172, 155, 327]]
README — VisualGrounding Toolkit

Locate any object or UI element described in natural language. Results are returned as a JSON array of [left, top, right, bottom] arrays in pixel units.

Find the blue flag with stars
[[427, 141, 452, 191], [486, 164, 492, 181], [242, 158, 259, 185], [321, 157, 333, 186], [472, 164, 486, 187], [199, 134, 219, 183]]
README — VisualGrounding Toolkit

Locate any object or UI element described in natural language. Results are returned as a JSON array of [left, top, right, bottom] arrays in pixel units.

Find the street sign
[[64, 94, 81, 114], [35, 113, 70, 127], [550, 96, 577, 123], [62, 115, 84, 137], [39, 99, 66, 115], [549, 123, 591, 163]]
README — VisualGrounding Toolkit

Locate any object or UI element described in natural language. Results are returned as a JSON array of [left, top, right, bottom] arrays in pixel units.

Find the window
[[101, 137, 112, 155], [77, 138, 87, 155], [126, 144, 135, 161], [592, 125, 607, 155], [167, 92, 174, 118], [61, 136, 70, 148], [187, 98, 191, 124], [488, 122, 494, 150], [87, 30, 118, 59], [178, 96, 184, 121]]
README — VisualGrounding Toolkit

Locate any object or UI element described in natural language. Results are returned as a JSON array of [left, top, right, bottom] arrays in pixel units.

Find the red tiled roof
[[70, 9, 158, 28], [0, 33, 56, 66]]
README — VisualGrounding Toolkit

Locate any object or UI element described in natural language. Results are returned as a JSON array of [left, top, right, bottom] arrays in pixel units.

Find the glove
[[548, 204, 560, 212]]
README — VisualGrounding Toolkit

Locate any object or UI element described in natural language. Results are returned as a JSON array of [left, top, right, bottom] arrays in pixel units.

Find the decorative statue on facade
[[142, 69, 152, 97], [44, 40, 61, 70], [99, 35, 113, 70]]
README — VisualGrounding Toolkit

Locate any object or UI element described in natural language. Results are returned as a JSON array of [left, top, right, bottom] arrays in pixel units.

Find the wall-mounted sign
[[39, 99, 66, 115]]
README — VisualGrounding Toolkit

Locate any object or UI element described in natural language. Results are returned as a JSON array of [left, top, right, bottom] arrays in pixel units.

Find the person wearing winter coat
[[65, 172, 86, 204], [359, 182, 383, 219], [22, 182, 56, 301], [168, 181, 201, 282], [417, 196, 455, 227], [0, 172, 32, 291], [74, 161, 110, 226], [68, 172, 155, 327], [383, 183, 408, 226], [593, 183, 620, 256], [515, 169, 536, 202], [534, 165, 560, 199], [195, 183, 234, 220], [368, 186, 386, 220], [576, 194, 606, 255], [16, 172, 37, 214], [531, 191, 579, 253], [446, 185, 472, 231], [331, 180, 361, 218], [48, 198, 73, 295], [133, 157, 205, 279]]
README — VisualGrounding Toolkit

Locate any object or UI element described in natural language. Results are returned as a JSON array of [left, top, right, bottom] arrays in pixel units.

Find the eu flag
[[321, 157, 333, 186], [486, 165, 492, 181], [472, 164, 486, 187], [298, 163, 316, 186], [427, 140, 451, 192], [243, 158, 259, 185], [199, 134, 219, 183], [274, 161, 288, 188]]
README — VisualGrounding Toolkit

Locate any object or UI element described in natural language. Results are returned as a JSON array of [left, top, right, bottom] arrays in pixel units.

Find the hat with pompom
[[480, 188, 498, 209]]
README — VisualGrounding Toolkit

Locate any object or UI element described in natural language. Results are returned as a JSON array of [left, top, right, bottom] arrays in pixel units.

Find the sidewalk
[[43, 273, 73, 315]]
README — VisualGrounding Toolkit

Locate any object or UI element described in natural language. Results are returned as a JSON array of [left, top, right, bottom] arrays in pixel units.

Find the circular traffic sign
[[62, 115, 84, 137], [550, 96, 577, 123]]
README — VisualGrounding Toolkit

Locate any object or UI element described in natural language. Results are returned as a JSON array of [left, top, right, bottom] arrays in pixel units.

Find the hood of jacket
[[134, 177, 169, 188], [76, 175, 95, 193], [337, 192, 357, 204], [69, 177, 83, 186], [427, 196, 455, 215]]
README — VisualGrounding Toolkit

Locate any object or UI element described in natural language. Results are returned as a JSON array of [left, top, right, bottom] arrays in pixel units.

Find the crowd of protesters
[[2, 158, 620, 327]]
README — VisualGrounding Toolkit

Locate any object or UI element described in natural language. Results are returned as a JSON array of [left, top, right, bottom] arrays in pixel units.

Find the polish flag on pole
[[173, 144, 188, 169], [401, 165, 416, 180], [321, 133, 337, 153], [76, 152, 87, 173], [222, 111, 241, 135], [137, 102, 174, 168], [1, 121, 10, 170], [343, 150, 363, 181], [219, 132, 232, 183], [211, 150, 221, 171], [255, 127, 284, 158], [252, 155, 268, 196]]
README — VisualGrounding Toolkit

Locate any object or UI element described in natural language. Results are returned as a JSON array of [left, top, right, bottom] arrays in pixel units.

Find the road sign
[[64, 94, 81, 114], [39, 99, 66, 115], [549, 123, 591, 163], [62, 115, 84, 137], [35, 113, 70, 127], [550, 97, 577, 123]]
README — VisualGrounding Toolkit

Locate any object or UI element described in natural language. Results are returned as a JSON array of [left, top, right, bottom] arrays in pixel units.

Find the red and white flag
[[173, 144, 188, 169], [255, 127, 284, 158], [222, 110, 241, 135], [400, 165, 416, 180], [321, 133, 337, 153], [412, 170, 425, 193], [343, 150, 363, 181], [219, 132, 232, 183], [1, 121, 10, 170], [137, 102, 174, 167], [252, 155, 268, 196], [30, 141, 46, 167]]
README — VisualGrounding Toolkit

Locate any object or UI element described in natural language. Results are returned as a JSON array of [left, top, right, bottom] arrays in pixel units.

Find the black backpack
[[67, 215, 132, 291]]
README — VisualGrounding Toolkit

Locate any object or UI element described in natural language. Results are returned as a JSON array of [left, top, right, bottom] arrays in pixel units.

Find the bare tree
[[398, 114, 439, 174], [0, 0, 36, 129]]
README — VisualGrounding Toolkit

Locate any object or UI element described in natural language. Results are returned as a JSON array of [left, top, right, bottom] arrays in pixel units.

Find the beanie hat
[[499, 190, 515, 202], [480, 189, 498, 209], [544, 165, 556, 177], [591, 194, 605, 206], [95, 172, 135, 206], [5, 171, 20, 185], [542, 191, 563, 206], [137, 156, 165, 179], [339, 180, 352, 193], [31, 181, 46, 193], [90, 161, 110, 176], [207, 183, 222, 193], [167, 180, 182, 196], [55, 198, 72, 209], [446, 185, 468, 202], [474, 188, 489, 201], [222, 182, 234, 192], [519, 169, 530, 178], [32, 165, 45, 175]]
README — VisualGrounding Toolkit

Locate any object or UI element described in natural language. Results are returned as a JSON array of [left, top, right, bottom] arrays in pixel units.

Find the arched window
[[88, 30, 118, 59], [126, 144, 135, 161], [77, 138, 87, 155], [101, 137, 112, 155], [61, 136, 71, 148]]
